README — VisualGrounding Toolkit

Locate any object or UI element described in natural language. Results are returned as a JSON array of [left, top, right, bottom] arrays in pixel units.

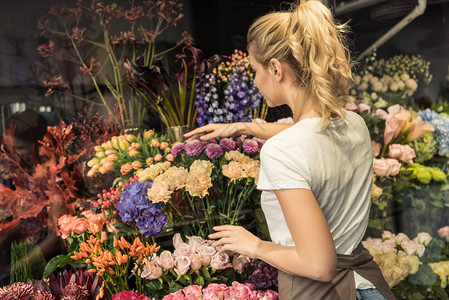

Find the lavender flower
[[117, 181, 167, 237], [184, 140, 206, 156], [242, 139, 259, 154], [220, 138, 238, 151], [171, 143, 185, 157], [205, 143, 224, 159]]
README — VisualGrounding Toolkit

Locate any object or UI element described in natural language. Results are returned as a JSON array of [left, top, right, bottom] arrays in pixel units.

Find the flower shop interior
[[1, 0, 449, 299]]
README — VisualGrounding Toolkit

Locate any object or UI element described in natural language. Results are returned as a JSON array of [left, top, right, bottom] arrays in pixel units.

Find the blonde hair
[[247, 0, 355, 130]]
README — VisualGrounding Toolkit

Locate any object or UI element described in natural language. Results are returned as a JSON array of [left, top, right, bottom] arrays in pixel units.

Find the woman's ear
[[269, 58, 283, 81]]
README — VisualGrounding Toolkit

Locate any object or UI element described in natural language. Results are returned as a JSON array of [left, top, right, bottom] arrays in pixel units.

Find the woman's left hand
[[209, 225, 262, 259]]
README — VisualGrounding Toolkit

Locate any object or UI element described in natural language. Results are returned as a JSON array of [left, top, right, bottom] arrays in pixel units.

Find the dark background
[[0, 0, 448, 128]]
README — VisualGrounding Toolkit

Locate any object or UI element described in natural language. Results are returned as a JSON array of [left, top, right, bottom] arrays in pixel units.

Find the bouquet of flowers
[[195, 50, 266, 126], [87, 130, 173, 183], [138, 233, 248, 298], [141, 137, 263, 237], [162, 282, 278, 300]]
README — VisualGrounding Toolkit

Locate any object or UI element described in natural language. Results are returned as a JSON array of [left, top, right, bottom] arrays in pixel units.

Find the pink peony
[[163, 290, 186, 300], [373, 158, 401, 177], [182, 285, 202, 300], [202, 283, 230, 300], [229, 281, 252, 299], [388, 144, 415, 163]]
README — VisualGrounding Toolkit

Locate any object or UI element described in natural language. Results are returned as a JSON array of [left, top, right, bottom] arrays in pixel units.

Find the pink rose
[[358, 103, 371, 113], [372, 141, 381, 157], [71, 218, 89, 235], [202, 284, 230, 300], [87, 213, 106, 234], [210, 251, 231, 270], [57, 215, 75, 239], [162, 290, 185, 300], [373, 158, 401, 177], [174, 243, 194, 258], [173, 233, 184, 249], [190, 253, 202, 271], [229, 281, 252, 299], [384, 112, 410, 145], [159, 250, 175, 270], [197, 245, 216, 265], [345, 102, 358, 111], [401, 240, 420, 256], [395, 233, 409, 245], [388, 144, 415, 163], [413, 232, 432, 246], [174, 256, 191, 275], [382, 231, 396, 240], [141, 261, 163, 280], [438, 226, 449, 238], [183, 285, 202, 300], [187, 236, 205, 251], [232, 255, 250, 274]]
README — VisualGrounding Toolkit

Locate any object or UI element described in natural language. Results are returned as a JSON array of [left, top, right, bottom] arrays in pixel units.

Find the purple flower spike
[[242, 139, 259, 154], [171, 143, 185, 157], [184, 140, 206, 156], [220, 138, 238, 151], [205, 143, 224, 159]]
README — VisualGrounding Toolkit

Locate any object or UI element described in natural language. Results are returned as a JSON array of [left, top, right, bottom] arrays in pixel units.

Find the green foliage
[[411, 132, 438, 164], [42, 254, 72, 278], [10, 241, 46, 283]]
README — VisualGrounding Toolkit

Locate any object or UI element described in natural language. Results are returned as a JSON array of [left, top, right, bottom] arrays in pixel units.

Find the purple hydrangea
[[205, 143, 224, 159], [243, 259, 278, 289], [184, 140, 206, 156], [220, 138, 239, 151], [242, 139, 260, 154], [171, 143, 185, 157], [116, 181, 167, 237]]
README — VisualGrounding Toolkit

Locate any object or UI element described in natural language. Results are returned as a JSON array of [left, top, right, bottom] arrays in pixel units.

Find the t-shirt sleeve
[[257, 141, 311, 191]]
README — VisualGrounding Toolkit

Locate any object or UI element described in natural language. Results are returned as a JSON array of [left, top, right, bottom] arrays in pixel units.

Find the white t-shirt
[[257, 110, 374, 289]]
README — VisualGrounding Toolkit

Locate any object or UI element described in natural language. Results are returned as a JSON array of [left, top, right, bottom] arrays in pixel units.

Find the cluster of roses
[[368, 105, 435, 177], [162, 282, 279, 300], [137, 233, 248, 280], [87, 130, 172, 179], [57, 210, 118, 239], [363, 231, 432, 287]]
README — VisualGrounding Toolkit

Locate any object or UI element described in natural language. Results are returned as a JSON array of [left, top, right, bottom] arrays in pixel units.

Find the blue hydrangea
[[116, 181, 167, 237], [419, 109, 449, 157]]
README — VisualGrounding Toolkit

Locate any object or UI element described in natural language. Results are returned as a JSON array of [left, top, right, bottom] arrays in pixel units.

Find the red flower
[[72, 27, 86, 42], [42, 76, 70, 96], [80, 58, 100, 74]]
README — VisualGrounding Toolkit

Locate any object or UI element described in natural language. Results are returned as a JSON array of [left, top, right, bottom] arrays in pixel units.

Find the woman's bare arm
[[184, 122, 292, 141], [210, 189, 337, 282]]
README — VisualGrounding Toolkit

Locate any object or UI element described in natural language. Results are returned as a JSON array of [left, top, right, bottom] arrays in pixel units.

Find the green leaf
[[146, 279, 164, 291], [200, 268, 211, 281], [113, 222, 136, 233], [168, 281, 183, 293], [193, 275, 205, 286], [43, 255, 71, 278], [433, 286, 449, 300]]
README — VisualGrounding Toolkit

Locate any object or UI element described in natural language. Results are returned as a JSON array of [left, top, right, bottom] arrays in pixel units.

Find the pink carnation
[[162, 290, 185, 300], [220, 138, 238, 151], [242, 139, 260, 154], [205, 143, 224, 159]]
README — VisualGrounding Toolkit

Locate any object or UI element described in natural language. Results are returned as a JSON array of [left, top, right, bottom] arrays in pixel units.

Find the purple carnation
[[243, 259, 278, 289], [205, 143, 224, 159], [242, 139, 260, 154], [171, 143, 185, 157], [220, 138, 238, 151], [185, 140, 206, 156], [116, 181, 167, 237]]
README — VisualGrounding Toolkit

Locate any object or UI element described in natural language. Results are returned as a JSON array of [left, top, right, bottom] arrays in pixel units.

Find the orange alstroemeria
[[101, 231, 107, 243], [113, 236, 119, 248]]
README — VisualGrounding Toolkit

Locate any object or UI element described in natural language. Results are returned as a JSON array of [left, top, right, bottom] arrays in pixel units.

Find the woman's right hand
[[184, 123, 242, 142]]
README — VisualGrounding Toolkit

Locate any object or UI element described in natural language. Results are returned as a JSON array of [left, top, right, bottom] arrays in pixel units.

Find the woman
[[185, 1, 394, 299]]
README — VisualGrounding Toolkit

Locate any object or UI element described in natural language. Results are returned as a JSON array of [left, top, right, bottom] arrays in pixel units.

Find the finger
[[213, 225, 237, 230], [184, 133, 204, 142], [212, 237, 233, 247], [208, 231, 232, 239], [183, 127, 205, 138]]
